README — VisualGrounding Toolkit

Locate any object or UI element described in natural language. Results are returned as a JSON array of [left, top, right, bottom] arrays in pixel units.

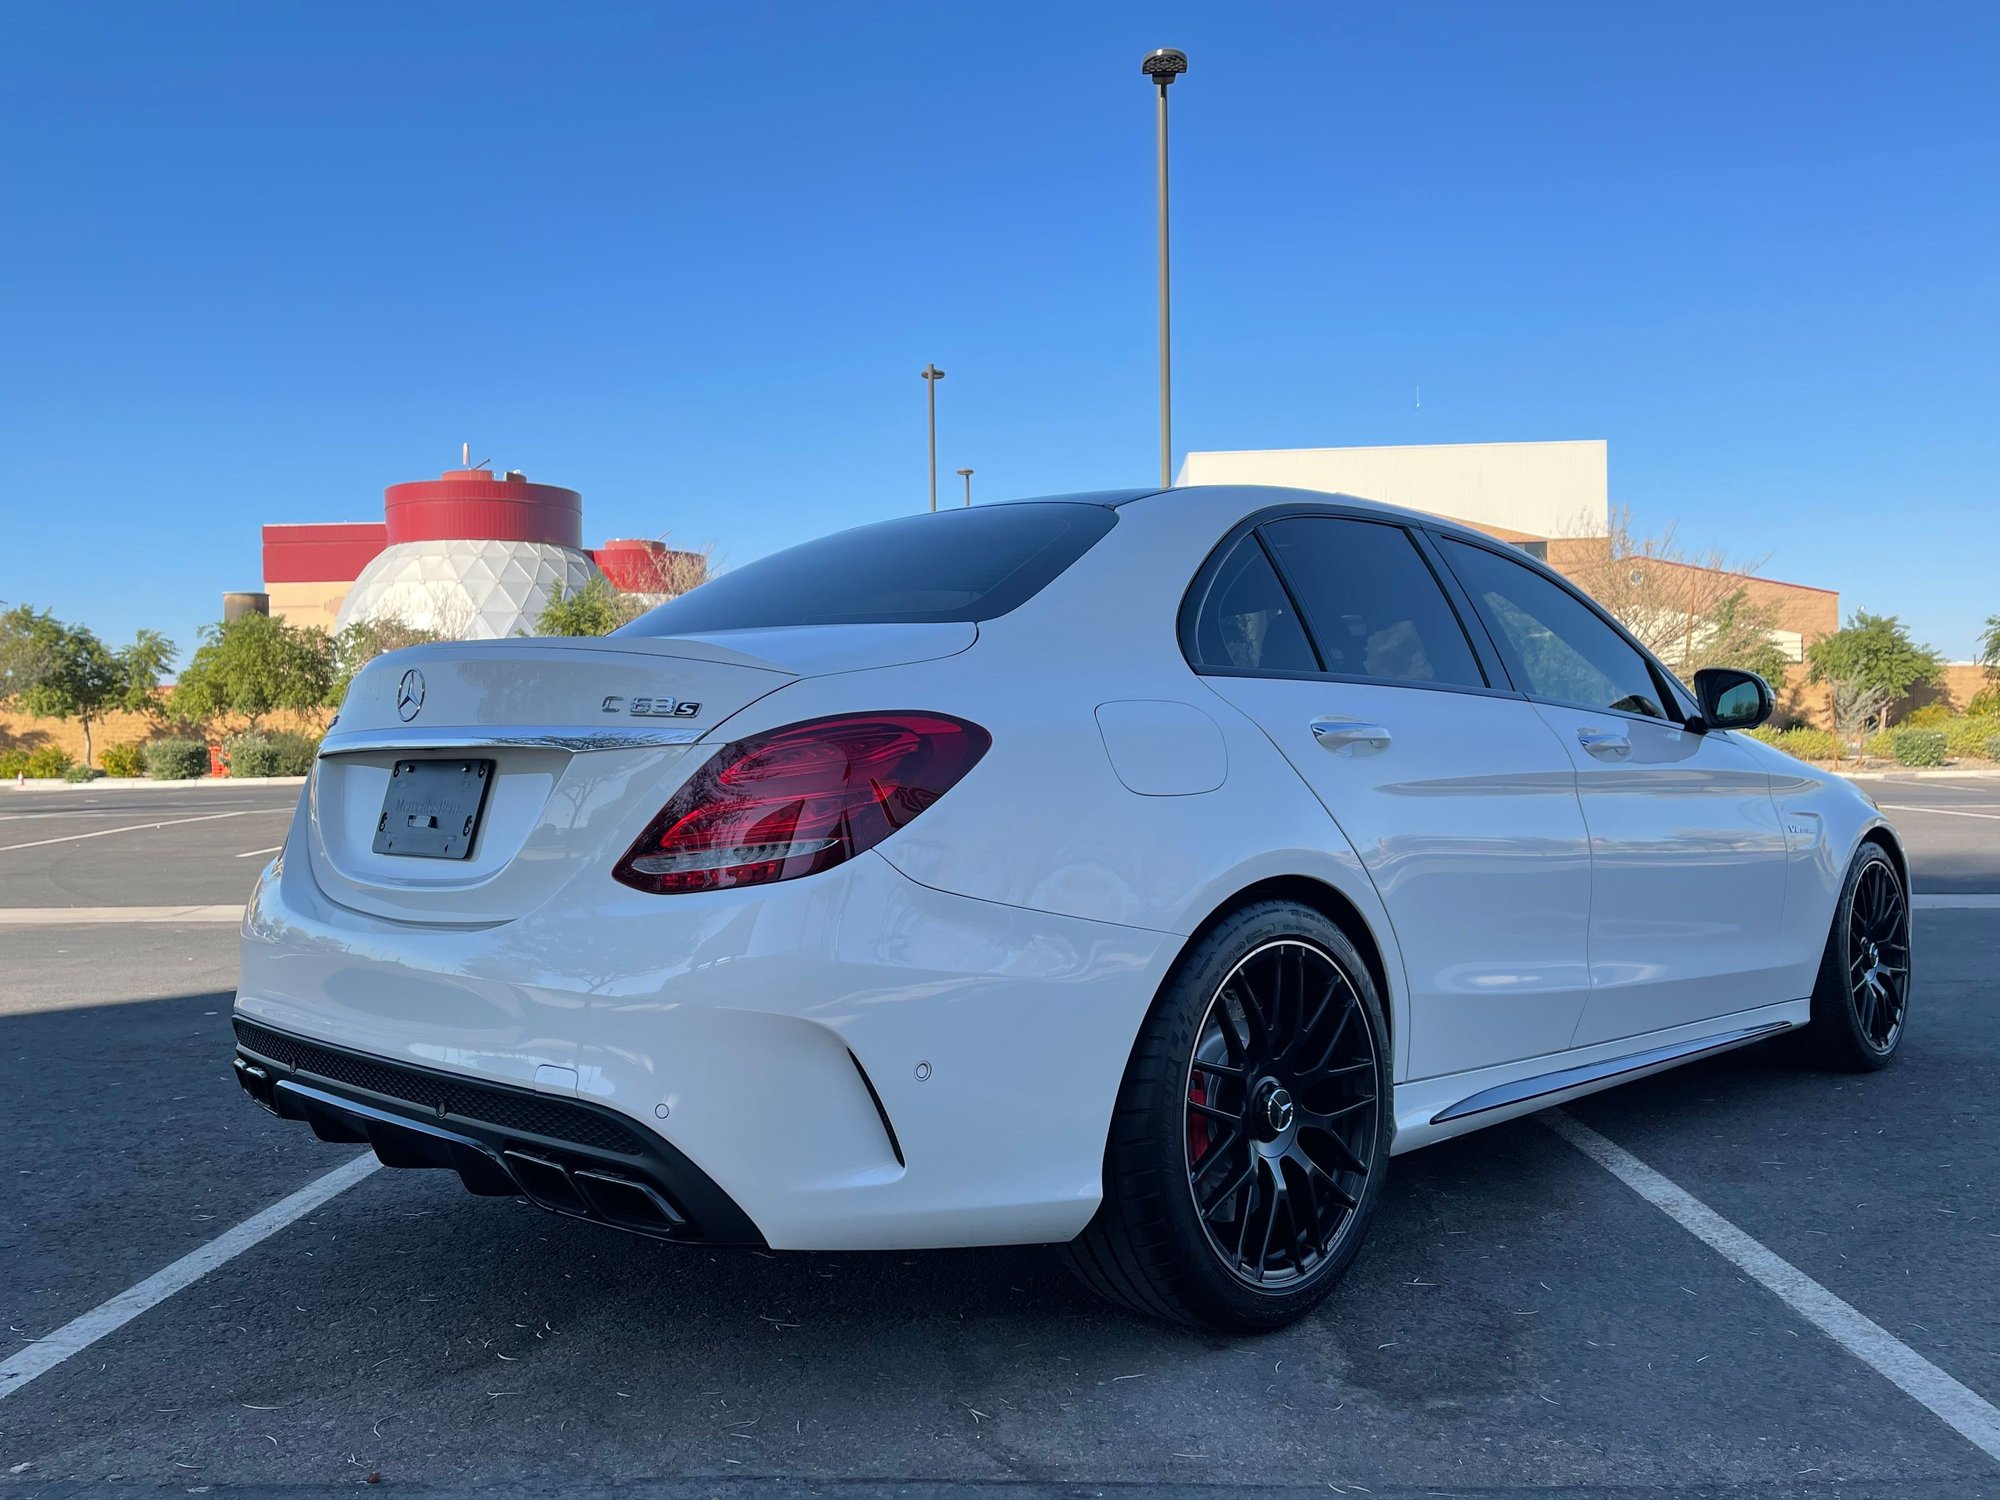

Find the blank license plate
[[373, 759, 495, 860]]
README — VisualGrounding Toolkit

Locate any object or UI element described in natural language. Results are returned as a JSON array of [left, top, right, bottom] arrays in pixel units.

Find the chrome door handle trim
[[1576, 727, 1631, 759], [1310, 719, 1392, 754]]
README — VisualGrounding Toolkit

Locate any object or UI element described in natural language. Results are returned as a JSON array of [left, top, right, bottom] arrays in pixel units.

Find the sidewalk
[[1834, 767, 2000, 781], [1, 775, 307, 792]]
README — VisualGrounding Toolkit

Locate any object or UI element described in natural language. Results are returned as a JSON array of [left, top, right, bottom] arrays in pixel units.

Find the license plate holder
[[373, 758, 495, 860]]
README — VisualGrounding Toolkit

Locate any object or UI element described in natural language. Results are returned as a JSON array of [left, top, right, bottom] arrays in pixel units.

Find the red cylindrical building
[[383, 468, 583, 549]]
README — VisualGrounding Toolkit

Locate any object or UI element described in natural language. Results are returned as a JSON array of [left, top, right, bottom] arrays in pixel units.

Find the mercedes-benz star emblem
[[1264, 1087, 1295, 1134], [395, 667, 426, 722]]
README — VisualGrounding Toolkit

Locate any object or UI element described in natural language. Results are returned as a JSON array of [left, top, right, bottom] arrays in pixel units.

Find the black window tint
[[1185, 535, 1318, 674], [1440, 538, 1669, 719], [1260, 518, 1485, 689], [621, 502, 1117, 633]]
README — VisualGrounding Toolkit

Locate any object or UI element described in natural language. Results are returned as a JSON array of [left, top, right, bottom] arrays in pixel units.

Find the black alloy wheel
[[1845, 855, 1910, 1052], [1800, 843, 1912, 1071], [1183, 940, 1380, 1287], [1064, 901, 1391, 1331]]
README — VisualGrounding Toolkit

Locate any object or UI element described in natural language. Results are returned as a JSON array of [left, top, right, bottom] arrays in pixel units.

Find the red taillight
[[612, 712, 991, 895]]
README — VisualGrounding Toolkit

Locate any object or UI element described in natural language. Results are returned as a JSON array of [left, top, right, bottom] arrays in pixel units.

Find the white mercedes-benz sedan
[[234, 486, 1910, 1331]]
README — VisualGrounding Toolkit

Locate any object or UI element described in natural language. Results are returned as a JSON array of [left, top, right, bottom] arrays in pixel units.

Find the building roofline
[[1183, 438, 1606, 460]]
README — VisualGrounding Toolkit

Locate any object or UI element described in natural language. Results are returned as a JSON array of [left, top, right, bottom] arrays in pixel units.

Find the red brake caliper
[[1188, 1070, 1211, 1161]]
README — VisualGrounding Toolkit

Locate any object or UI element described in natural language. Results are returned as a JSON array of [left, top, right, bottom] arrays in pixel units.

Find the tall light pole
[[1142, 47, 1187, 489], [956, 467, 974, 507], [920, 363, 946, 511]]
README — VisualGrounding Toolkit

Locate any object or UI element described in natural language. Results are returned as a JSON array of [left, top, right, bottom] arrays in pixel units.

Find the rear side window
[[1261, 517, 1486, 689], [621, 502, 1117, 633], [1184, 535, 1319, 674]]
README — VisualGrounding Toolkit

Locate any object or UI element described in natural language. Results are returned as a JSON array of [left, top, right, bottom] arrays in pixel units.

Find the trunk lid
[[306, 624, 973, 924]]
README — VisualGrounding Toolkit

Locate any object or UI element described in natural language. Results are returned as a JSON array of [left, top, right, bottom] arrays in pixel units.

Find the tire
[[1797, 842, 1911, 1072], [1062, 900, 1392, 1332]]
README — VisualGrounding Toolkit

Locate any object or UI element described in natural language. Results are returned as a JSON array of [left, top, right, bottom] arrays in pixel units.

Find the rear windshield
[[620, 502, 1118, 634]]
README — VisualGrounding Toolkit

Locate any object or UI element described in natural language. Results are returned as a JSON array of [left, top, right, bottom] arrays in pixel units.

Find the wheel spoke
[[1314, 1128, 1370, 1177], [1200, 1157, 1254, 1220], [1192, 1130, 1244, 1183], [1253, 1170, 1283, 1281], [1188, 1098, 1241, 1126], [1300, 1097, 1375, 1130], [1287, 1143, 1358, 1211]]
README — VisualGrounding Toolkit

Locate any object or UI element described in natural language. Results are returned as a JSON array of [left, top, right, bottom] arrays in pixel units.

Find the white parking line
[[1880, 804, 2000, 822], [0, 1153, 380, 1401], [235, 845, 285, 859], [0, 905, 245, 925], [1543, 1109, 2000, 1463], [0, 809, 270, 854]]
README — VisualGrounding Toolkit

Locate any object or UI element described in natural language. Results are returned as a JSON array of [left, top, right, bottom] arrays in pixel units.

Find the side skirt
[[1388, 999, 1810, 1155]]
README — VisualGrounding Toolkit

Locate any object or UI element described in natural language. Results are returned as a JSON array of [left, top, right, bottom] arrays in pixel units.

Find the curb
[[0, 776, 308, 792], [1833, 768, 2000, 781]]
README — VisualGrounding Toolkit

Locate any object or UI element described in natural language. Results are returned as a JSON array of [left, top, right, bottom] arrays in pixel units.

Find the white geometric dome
[[334, 540, 605, 640]]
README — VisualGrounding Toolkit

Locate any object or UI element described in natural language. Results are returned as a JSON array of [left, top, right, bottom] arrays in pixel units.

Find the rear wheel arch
[[1177, 875, 1396, 1058]]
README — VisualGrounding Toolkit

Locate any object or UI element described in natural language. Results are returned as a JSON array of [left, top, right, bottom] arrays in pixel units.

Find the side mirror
[[1692, 667, 1773, 731]]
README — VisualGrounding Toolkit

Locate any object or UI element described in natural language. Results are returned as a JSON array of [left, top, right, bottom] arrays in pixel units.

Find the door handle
[[1576, 727, 1631, 759], [1310, 719, 1392, 754]]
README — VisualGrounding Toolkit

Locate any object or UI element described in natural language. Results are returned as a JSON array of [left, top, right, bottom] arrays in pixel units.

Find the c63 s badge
[[601, 695, 702, 718]]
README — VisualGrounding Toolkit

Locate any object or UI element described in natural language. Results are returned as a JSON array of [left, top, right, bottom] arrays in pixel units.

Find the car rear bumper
[[236, 813, 1177, 1250], [232, 1019, 763, 1244]]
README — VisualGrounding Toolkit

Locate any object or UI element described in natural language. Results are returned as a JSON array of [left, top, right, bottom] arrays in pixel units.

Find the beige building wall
[[266, 580, 352, 630], [1178, 440, 1610, 540], [1, 704, 328, 766]]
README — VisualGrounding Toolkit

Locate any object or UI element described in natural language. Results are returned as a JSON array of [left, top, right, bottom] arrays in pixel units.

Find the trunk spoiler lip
[[318, 724, 705, 758]]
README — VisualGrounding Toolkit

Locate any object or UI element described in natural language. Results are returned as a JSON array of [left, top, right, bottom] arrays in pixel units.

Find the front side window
[[1261, 517, 1486, 689], [1440, 537, 1670, 719], [1184, 534, 1318, 674]]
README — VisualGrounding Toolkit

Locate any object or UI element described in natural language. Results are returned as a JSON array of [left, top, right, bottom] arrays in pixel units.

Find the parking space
[[1, 777, 1996, 1497]]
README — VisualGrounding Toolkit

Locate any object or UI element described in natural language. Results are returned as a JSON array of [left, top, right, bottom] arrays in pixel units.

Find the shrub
[[144, 738, 209, 780], [1968, 684, 2000, 718], [224, 732, 282, 779], [1891, 729, 1947, 768], [1768, 727, 1836, 762], [1942, 717, 2000, 759], [1985, 734, 2000, 764], [24, 746, 74, 778], [265, 730, 321, 777], [1900, 702, 1957, 728], [62, 763, 100, 783], [1861, 730, 1896, 761], [0, 748, 28, 778], [99, 742, 145, 778], [1745, 725, 1783, 745]]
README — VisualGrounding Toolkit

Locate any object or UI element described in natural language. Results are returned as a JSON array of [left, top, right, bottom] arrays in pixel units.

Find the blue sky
[[3, 2, 1995, 664]]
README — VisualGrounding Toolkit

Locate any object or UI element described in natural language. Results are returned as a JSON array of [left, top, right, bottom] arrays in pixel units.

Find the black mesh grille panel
[[233, 1019, 645, 1155]]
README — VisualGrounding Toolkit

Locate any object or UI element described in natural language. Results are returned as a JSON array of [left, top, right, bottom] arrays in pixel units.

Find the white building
[[1177, 440, 1609, 541]]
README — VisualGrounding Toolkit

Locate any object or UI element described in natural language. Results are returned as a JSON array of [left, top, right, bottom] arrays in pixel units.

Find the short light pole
[[921, 363, 946, 511], [1142, 48, 1187, 489], [956, 467, 974, 507]]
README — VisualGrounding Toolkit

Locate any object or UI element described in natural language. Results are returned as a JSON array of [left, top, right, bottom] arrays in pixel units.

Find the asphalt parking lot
[[1, 777, 1995, 1498]]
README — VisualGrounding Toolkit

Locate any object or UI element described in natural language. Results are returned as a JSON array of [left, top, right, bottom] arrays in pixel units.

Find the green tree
[[175, 614, 334, 729], [1806, 611, 1943, 740], [1979, 613, 2000, 675], [535, 577, 641, 637], [1697, 587, 1795, 684], [0, 605, 179, 767], [330, 616, 443, 707]]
